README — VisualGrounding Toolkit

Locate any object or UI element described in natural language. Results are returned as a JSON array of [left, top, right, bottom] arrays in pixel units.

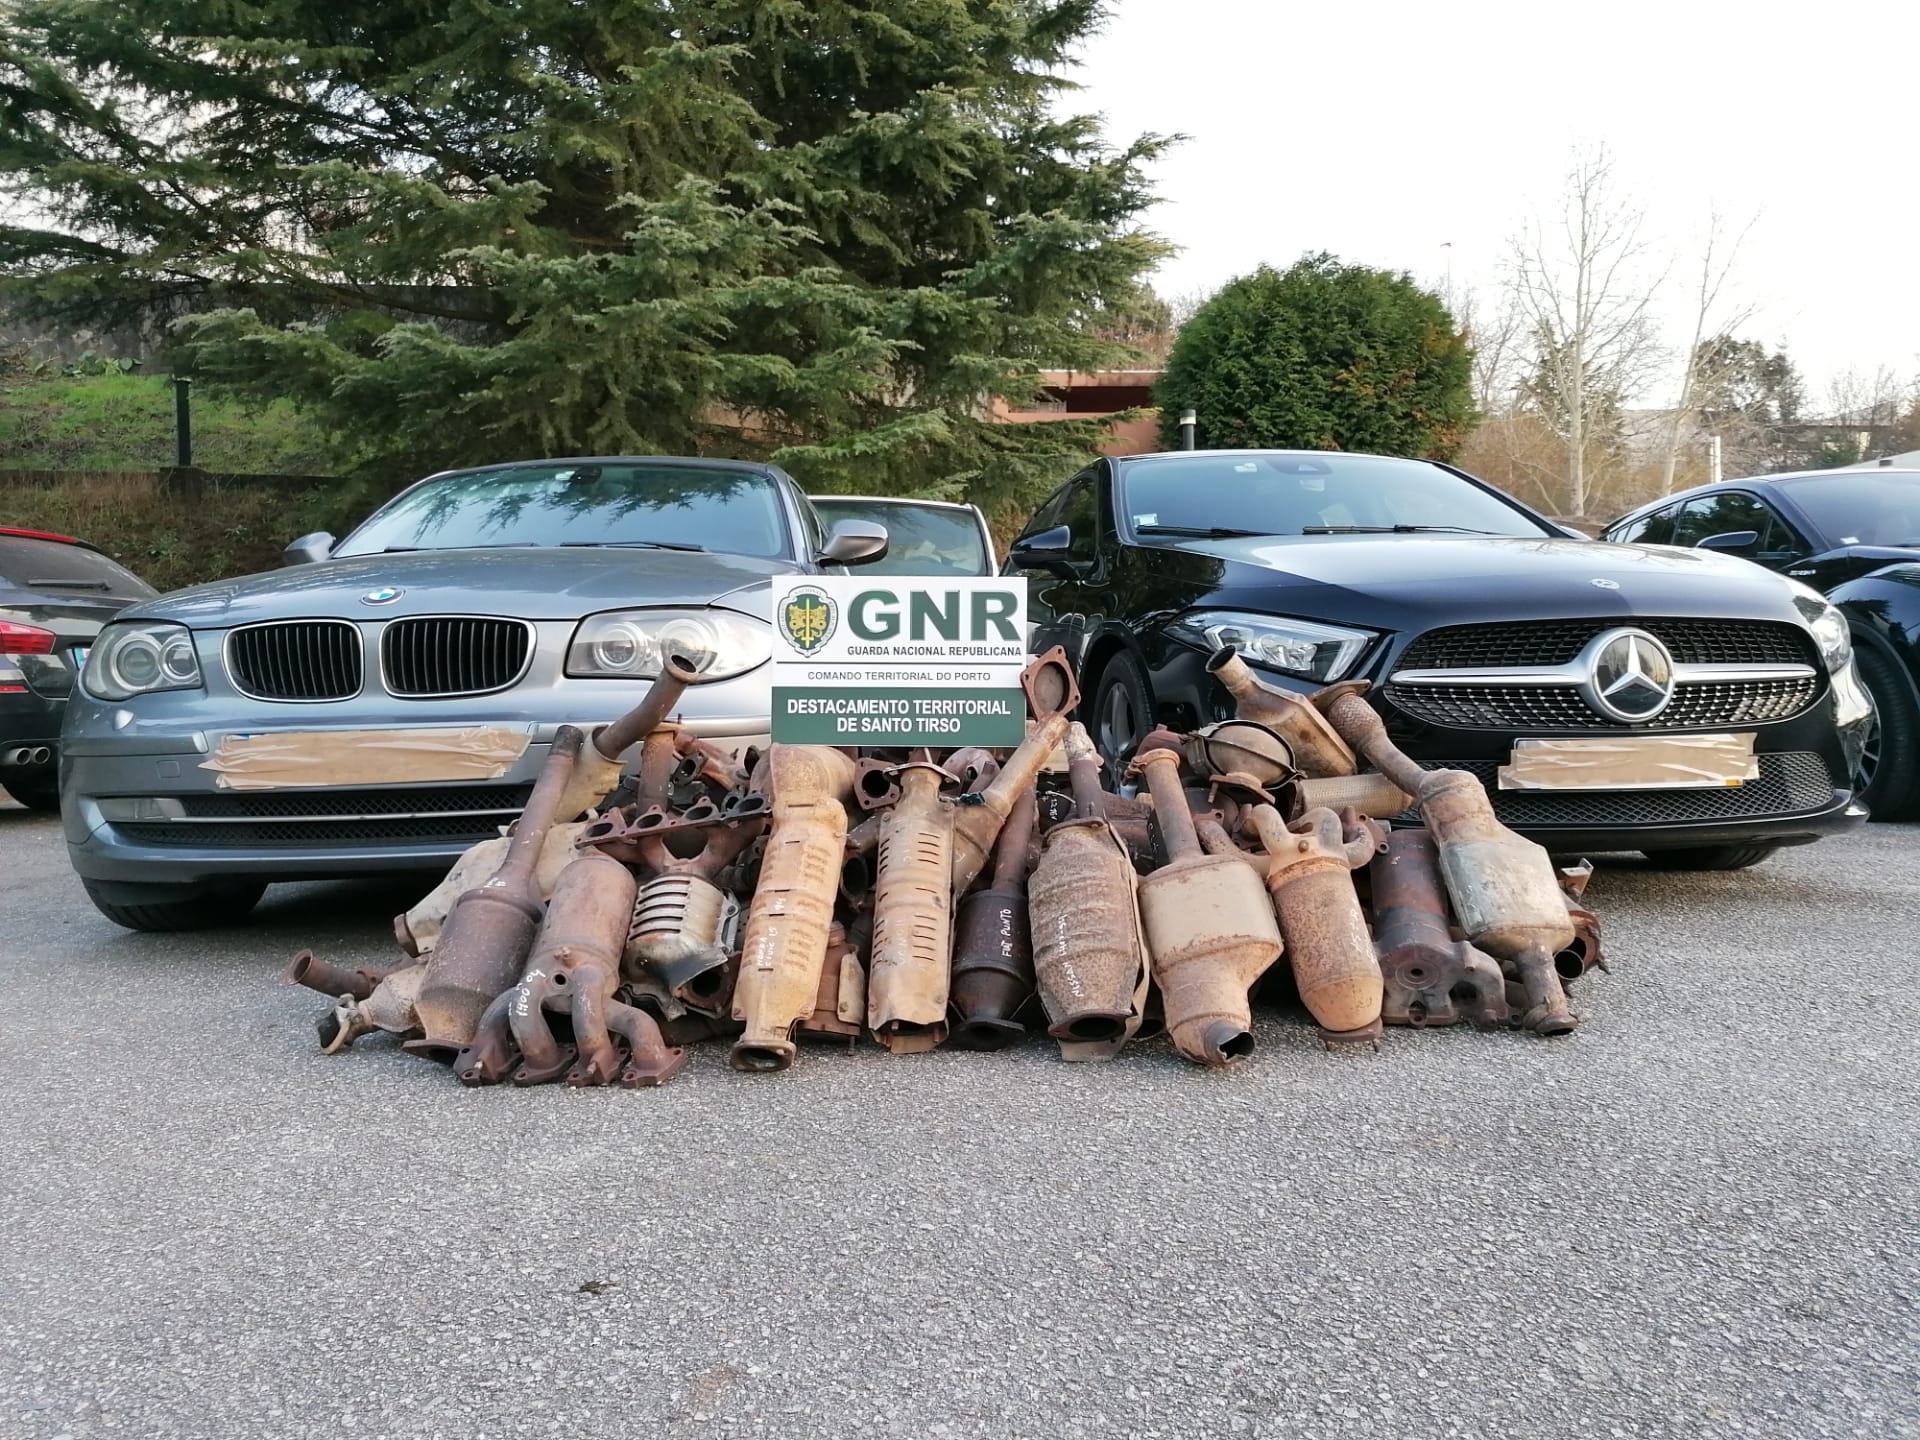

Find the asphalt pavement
[[2, 796, 1916, 1439]]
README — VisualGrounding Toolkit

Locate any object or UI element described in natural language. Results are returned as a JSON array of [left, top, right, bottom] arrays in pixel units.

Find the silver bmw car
[[60, 456, 886, 931]]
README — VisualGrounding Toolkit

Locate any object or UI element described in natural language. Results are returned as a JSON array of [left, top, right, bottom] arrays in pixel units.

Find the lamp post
[[1178, 408, 1197, 451]]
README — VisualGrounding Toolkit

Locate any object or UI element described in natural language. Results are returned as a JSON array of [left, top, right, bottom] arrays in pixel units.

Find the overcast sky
[[1073, 0, 1920, 404]]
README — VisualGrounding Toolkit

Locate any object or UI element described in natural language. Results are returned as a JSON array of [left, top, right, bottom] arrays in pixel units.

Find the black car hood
[[1164, 534, 1811, 629], [129, 546, 801, 627]]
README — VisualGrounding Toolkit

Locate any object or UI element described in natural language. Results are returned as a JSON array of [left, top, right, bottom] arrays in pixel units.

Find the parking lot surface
[[2, 797, 1916, 1439]]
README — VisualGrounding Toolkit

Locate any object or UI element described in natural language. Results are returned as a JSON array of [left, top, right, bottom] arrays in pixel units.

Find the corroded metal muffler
[[1249, 804, 1385, 1042], [1131, 736, 1282, 1067], [949, 648, 1079, 896], [1029, 723, 1149, 1061], [728, 745, 856, 1072], [867, 761, 955, 1053], [1206, 647, 1356, 778], [409, 726, 586, 1053], [1370, 828, 1508, 1028], [1317, 684, 1578, 1036], [949, 788, 1037, 1050]]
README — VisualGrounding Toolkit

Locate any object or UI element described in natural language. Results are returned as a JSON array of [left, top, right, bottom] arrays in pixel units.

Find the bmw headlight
[[84, 621, 203, 700], [1175, 610, 1376, 683], [1786, 583, 1852, 673], [567, 609, 771, 681]]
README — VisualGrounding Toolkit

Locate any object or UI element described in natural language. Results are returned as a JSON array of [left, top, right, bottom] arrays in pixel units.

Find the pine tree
[[0, 1, 1168, 516]]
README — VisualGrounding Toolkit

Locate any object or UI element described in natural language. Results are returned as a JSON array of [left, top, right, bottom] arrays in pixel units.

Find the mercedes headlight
[[84, 621, 203, 700], [1787, 583, 1852, 673], [566, 609, 771, 680], [1175, 610, 1376, 683]]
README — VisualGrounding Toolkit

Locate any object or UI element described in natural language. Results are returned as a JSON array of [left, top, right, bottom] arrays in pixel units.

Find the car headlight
[[566, 609, 771, 681], [84, 621, 203, 700], [1786, 583, 1852, 673], [1175, 610, 1376, 683]]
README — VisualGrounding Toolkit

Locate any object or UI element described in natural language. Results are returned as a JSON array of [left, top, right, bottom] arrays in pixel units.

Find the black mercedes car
[[1, 526, 156, 810], [1005, 450, 1871, 869], [1601, 464, 1920, 817]]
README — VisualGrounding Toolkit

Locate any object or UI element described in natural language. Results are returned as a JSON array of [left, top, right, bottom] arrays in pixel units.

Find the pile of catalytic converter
[[287, 644, 1605, 1088]]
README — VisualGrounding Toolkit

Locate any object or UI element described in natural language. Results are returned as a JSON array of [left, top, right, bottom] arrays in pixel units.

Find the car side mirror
[[1695, 530, 1760, 555], [819, 519, 888, 566], [282, 531, 336, 566], [1009, 524, 1077, 576]]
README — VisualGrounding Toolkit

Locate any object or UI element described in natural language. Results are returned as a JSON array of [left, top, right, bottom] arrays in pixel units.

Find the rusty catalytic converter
[[1315, 683, 1578, 1036], [949, 648, 1079, 897], [394, 821, 587, 958], [409, 725, 586, 1054], [1369, 828, 1508, 1029], [866, 760, 956, 1053], [455, 848, 686, 1088], [729, 745, 856, 1072], [1029, 723, 1149, 1061], [1249, 804, 1385, 1043], [626, 819, 760, 1016], [1205, 647, 1356, 778], [306, 962, 429, 1054], [948, 787, 1037, 1050], [1131, 735, 1282, 1067]]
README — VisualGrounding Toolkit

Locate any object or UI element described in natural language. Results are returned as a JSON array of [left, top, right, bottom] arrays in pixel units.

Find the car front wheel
[[82, 878, 267, 932], [1089, 650, 1154, 775], [1852, 645, 1919, 820]]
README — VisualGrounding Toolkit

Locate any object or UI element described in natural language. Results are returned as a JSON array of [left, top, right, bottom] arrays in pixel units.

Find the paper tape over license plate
[[200, 726, 531, 790], [1497, 733, 1758, 791]]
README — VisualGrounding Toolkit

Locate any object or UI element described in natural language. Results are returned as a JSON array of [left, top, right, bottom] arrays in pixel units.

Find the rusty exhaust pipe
[[1248, 804, 1384, 1043], [409, 726, 586, 1054], [285, 950, 403, 1003], [551, 652, 706, 821], [1029, 723, 1149, 1061], [948, 787, 1037, 1050], [1205, 648, 1356, 778], [728, 745, 857, 1072], [949, 648, 1079, 897], [867, 761, 955, 1053], [1131, 736, 1281, 1067], [1369, 828, 1509, 1028], [1316, 684, 1577, 1036]]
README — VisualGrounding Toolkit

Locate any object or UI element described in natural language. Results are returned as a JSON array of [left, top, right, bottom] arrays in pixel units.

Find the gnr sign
[[770, 576, 1030, 746]]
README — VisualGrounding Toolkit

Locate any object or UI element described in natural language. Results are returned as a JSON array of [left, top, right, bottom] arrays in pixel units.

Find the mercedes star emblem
[[1578, 627, 1676, 723]]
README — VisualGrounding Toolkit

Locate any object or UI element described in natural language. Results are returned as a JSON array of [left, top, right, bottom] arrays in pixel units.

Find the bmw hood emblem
[[362, 586, 403, 605], [1590, 578, 1620, 590], [1578, 627, 1676, 723]]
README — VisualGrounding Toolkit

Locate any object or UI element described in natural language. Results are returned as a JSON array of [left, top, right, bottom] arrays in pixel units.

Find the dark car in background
[[60, 456, 887, 931], [1005, 450, 1871, 870], [1601, 465, 1920, 816], [809, 496, 995, 576], [1, 526, 155, 810]]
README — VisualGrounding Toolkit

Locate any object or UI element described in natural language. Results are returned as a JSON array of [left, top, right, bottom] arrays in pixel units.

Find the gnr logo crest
[[779, 585, 837, 654]]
